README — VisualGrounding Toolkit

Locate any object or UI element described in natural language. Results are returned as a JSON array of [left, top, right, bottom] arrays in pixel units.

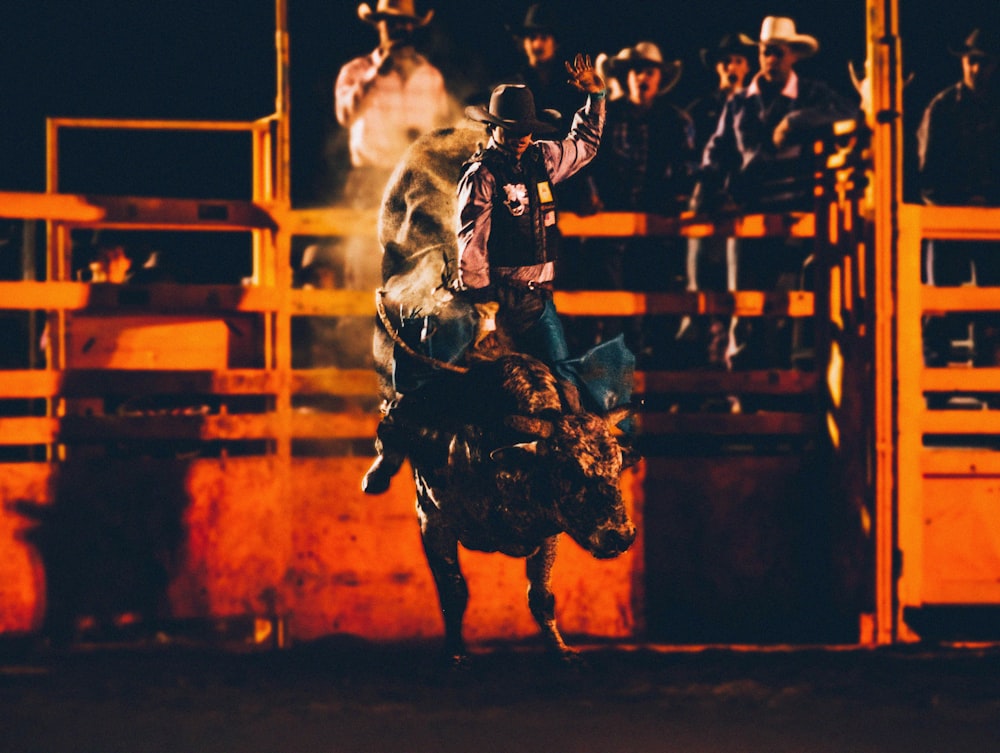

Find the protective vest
[[467, 145, 560, 268]]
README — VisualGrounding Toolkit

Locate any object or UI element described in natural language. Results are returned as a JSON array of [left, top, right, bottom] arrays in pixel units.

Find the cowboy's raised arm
[[539, 54, 607, 183]]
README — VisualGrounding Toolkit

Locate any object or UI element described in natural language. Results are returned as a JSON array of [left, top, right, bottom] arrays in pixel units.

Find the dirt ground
[[2, 637, 999, 753]]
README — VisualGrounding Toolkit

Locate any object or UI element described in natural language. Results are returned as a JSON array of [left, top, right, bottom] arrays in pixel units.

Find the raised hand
[[565, 53, 606, 94]]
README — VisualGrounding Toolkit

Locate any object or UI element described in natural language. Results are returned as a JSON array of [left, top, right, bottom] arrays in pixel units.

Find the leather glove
[[473, 302, 500, 347]]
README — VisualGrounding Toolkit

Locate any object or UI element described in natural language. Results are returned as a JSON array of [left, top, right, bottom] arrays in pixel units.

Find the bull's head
[[492, 407, 637, 559]]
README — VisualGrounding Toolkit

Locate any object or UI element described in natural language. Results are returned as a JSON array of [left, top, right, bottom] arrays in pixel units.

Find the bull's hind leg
[[418, 500, 469, 667], [526, 536, 576, 659]]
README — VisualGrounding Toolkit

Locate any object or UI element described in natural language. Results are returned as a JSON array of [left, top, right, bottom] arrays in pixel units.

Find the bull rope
[[375, 289, 470, 374]]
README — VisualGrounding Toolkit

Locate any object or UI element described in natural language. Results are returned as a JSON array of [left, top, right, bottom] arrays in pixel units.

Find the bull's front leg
[[418, 500, 469, 667], [526, 535, 576, 659]]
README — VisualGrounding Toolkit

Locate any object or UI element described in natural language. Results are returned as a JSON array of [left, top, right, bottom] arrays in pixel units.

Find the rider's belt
[[497, 278, 554, 292]]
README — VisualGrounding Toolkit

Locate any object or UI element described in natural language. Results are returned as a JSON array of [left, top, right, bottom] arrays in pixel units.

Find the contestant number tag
[[537, 181, 553, 203]]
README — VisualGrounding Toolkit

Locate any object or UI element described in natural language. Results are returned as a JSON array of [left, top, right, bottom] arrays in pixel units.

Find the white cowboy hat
[[358, 0, 433, 27], [603, 41, 683, 96], [740, 16, 819, 57]]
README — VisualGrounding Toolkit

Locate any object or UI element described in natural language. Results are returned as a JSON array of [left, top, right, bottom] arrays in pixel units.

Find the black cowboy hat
[[465, 84, 559, 135], [506, 3, 558, 37], [699, 32, 757, 69], [357, 0, 433, 27], [948, 28, 1000, 59]]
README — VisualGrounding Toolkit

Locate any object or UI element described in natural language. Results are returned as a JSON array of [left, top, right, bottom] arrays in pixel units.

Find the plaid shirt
[[918, 81, 1000, 206], [335, 49, 452, 169]]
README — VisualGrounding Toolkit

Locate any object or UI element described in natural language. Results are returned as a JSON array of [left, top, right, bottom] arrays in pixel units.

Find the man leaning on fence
[[917, 27, 1000, 371], [689, 15, 858, 383]]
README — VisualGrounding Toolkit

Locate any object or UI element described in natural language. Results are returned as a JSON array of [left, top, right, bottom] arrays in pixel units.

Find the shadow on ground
[[1, 637, 999, 753]]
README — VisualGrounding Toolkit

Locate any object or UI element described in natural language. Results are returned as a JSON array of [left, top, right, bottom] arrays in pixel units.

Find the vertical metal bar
[[272, 0, 293, 642], [274, 0, 291, 205], [868, 0, 904, 645], [20, 221, 38, 371], [894, 204, 924, 642]]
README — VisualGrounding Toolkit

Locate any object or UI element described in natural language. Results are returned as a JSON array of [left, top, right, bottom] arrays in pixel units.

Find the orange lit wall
[[0, 457, 643, 645]]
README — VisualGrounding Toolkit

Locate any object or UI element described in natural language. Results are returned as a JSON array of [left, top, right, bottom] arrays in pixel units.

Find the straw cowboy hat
[[358, 0, 433, 26], [465, 84, 559, 135], [740, 16, 819, 57], [948, 28, 1000, 59], [603, 42, 683, 96], [699, 32, 758, 69], [594, 50, 623, 100]]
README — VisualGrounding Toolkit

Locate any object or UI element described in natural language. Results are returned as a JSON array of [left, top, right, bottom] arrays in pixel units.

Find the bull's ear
[[605, 406, 632, 429], [504, 414, 553, 438], [621, 443, 642, 470], [490, 442, 538, 463]]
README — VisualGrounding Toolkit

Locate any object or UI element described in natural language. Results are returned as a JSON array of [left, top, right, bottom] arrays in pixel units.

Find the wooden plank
[[0, 417, 59, 445], [923, 410, 1000, 435], [48, 117, 270, 132], [0, 411, 378, 444], [275, 208, 816, 241], [0, 368, 379, 399], [922, 449, 1000, 476], [65, 315, 259, 370], [0, 192, 105, 222], [57, 413, 279, 441], [290, 288, 377, 317], [0, 281, 280, 311], [557, 211, 680, 238], [558, 211, 816, 239], [917, 204, 1000, 241], [923, 367, 1000, 393], [922, 286, 1000, 315], [271, 206, 380, 238], [636, 369, 818, 395], [638, 412, 818, 435], [0, 191, 273, 230], [0, 369, 282, 398], [291, 368, 379, 395], [63, 196, 275, 231], [290, 411, 379, 439], [1, 409, 817, 444], [0, 367, 820, 405], [553, 290, 814, 317]]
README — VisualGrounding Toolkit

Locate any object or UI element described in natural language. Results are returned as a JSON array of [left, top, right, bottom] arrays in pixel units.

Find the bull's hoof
[[450, 654, 472, 672], [550, 647, 588, 673], [361, 456, 395, 494]]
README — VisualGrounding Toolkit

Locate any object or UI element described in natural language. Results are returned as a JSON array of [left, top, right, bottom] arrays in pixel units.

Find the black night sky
[[1, 1, 996, 204]]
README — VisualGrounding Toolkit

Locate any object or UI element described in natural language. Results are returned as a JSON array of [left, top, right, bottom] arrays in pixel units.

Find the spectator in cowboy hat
[[693, 14, 856, 213], [690, 15, 858, 377], [918, 26, 1000, 207], [581, 40, 690, 231], [335, 0, 452, 179], [333, 0, 455, 343], [676, 32, 756, 370], [917, 26, 1000, 368], [492, 4, 593, 299], [688, 33, 757, 151], [503, 3, 586, 137], [576, 41, 695, 366]]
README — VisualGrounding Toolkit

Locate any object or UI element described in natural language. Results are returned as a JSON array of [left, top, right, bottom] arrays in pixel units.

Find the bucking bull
[[372, 125, 637, 664]]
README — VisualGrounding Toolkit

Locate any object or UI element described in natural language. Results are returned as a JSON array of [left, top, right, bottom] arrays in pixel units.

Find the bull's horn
[[604, 406, 632, 428], [504, 414, 553, 438], [848, 60, 864, 94], [490, 442, 538, 461]]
